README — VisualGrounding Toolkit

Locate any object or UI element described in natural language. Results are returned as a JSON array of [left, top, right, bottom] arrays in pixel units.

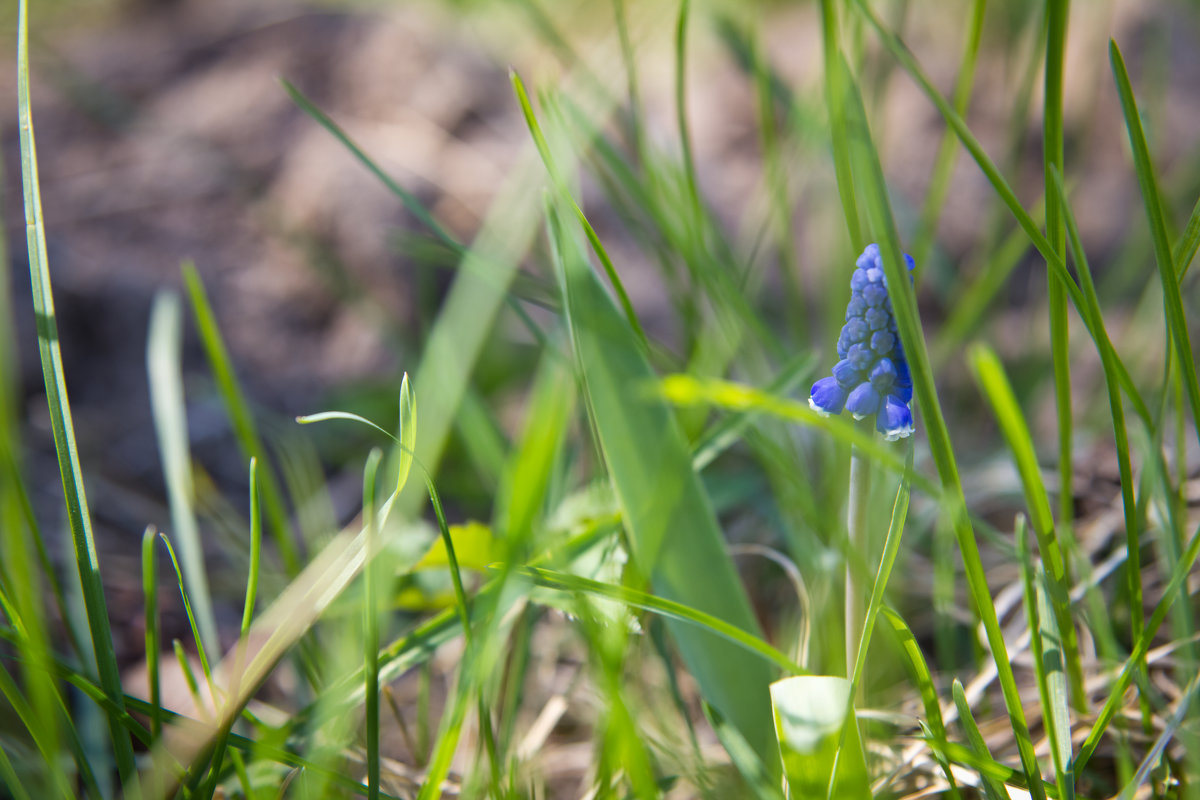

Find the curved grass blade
[[16, 0, 136, 780], [546, 199, 780, 767], [880, 608, 964, 798], [515, 566, 803, 675], [1110, 40, 1200, 444]]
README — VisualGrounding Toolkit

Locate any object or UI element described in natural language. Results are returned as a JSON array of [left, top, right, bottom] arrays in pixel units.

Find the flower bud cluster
[[809, 244, 915, 441]]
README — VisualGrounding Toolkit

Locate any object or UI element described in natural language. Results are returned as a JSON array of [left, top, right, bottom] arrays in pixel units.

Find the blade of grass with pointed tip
[[1110, 40, 1200, 444], [968, 343, 1084, 705], [149, 291, 218, 656], [952, 680, 1010, 800], [1172, 192, 1200, 280], [16, 0, 136, 781], [546, 201, 780, 766], [182, 261, 299, 574], [834, 46, 1047, 799], [142, 526, 163, 741]]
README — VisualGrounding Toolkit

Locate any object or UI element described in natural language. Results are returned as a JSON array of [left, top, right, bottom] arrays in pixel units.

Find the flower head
[[809, 244, 915, 441]]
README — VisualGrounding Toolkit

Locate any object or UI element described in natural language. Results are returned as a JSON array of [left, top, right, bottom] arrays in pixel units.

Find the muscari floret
[[809, 243, 915, 441]]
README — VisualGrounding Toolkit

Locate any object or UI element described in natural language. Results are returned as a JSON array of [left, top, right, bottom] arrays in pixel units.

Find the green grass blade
[[517, 566, 802, 675], [967, 343, 1085, 704], [835, 43, 1047, 799], [142, 526, 163, 741], [951, 680, 1010, 800], [149, 291, 218, 656], [1043, 0, 1073, 531], [1016, 517, 1074, 800], [182, 261, 299, 574], [546, 199, 780, 767], [396, 373, 416, 495], [158, 533, 216, 698], [241, 458, 262, 638], [674, 0, 704, 230], [1051, 165, 1144, 688], [363, 448, 383, 800], [1110, 40, 1200, 443], [819, 0, 863, 248], [15, 0, 136, 781], [1172, 192, 1200, 280]]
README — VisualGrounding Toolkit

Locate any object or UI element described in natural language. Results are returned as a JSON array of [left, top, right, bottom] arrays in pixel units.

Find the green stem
[[846, 439, 870, 687]]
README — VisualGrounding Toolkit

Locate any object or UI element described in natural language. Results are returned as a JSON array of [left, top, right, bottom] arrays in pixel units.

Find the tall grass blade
[[968, 343, 1084, 704], [1043, 0, 1073, 532], [1110, 40, 1200, 442], [363, 448, 383, 800], [819, 0, 863, 248], [834, 44, 1047, 798], [546, 199, 780, 766], [15, 0, 137, 782], [142, 526, 163, 741], [149, 291, 218, 655]]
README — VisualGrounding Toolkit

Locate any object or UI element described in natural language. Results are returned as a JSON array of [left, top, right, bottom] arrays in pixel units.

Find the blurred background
[[1, 0, 1199, 682]]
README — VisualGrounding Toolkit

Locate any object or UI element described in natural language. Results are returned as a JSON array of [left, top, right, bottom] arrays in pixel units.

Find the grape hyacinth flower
[[809, 243, 915, 441]]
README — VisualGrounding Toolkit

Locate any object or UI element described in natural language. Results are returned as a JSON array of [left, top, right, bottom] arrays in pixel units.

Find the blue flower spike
[[809, 244, 915, 442]]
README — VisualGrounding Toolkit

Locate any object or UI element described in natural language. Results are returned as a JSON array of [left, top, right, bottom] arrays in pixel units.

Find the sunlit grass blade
[[968, 343, 1084, 705], [1016, 516, 1074, 800], [158, 532, 216, 702], [182, 261, 299, 574], [951, 680, 1010, 800], [833, 42, 1047, 798], [546, 198, 780, 767], [660, 374, 939, 497], [1115, 668, 1200, 800], [511, 71, 648, 350], [149, 291, 218, 656], [1110, 40, 1200, 443], [15, 0, 136, 781]]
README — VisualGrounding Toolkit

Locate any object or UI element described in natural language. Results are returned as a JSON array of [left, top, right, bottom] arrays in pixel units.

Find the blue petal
[[877, 395, 914, 440], [866, 307, 890, 331], [810, 376, 847, 415], [832, 359, 862, 389], [850, 268, 870, 292], [842, 317, 869, 343], [869, 358, 897, 392], [845, 382, 881, 418], [845, 296, 867, 319], [847, 343, 873, 371], [870, 330, 896, 355], [863, 284, 887, 307]]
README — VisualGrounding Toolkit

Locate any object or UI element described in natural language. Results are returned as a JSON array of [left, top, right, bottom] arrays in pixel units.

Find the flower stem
[[846, 438, 870, 688]]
